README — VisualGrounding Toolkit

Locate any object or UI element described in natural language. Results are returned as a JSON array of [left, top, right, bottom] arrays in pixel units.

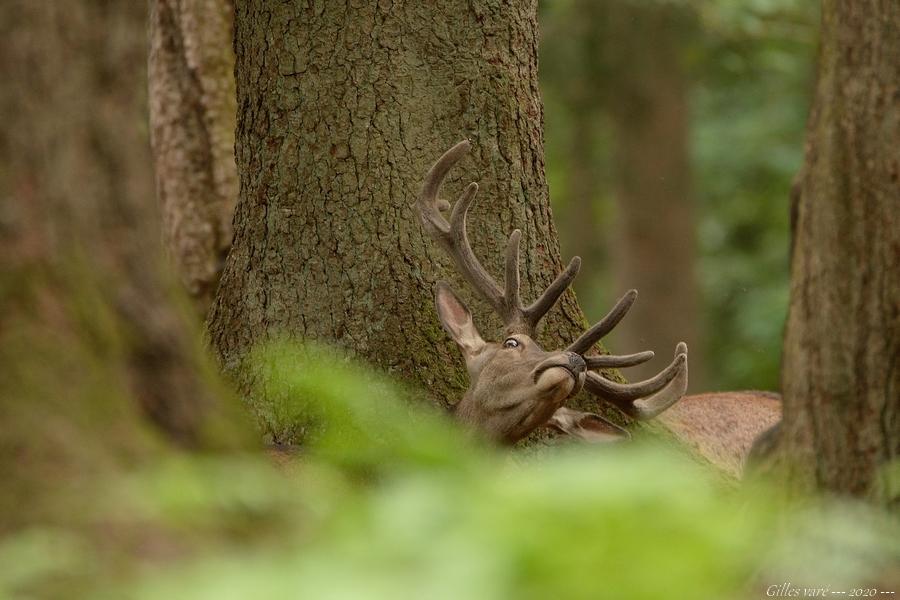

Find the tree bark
[[766, 0, 899, 505], [0, 1, 246, 525], [209, 1, 605, 440], [606, 3, 703, 388], [149, 0, 239, 311]]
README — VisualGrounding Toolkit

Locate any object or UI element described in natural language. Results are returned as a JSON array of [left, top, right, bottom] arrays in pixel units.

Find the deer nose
[[567, 352, 586, 375]]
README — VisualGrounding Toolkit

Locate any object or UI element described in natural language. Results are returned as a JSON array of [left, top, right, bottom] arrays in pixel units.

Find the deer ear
[[434, 281, 486, 357], [547, 407, 631, 443]]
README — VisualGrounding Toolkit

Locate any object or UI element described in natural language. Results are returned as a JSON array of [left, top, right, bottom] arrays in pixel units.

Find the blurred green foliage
[[541, 0, 818, 391], [2, 342, 896, 599], [692, 0, 816, 390]]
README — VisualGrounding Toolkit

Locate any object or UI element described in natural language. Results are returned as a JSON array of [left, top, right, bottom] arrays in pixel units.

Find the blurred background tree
[[541, 0, 702, 386], [541, 0, 818, 393], [0, 0, 248, 530]]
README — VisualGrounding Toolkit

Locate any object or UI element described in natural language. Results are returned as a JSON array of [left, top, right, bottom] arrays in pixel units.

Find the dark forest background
[[541, 0, 815, 392]]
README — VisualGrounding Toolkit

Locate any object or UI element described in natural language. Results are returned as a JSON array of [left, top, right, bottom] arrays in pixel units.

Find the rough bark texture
[[767, 0, 899, 505], [0, 1, 246, 526], [149, 0, 239, 310], [209, 1, 613, 439], [607, 4, 703, 388]]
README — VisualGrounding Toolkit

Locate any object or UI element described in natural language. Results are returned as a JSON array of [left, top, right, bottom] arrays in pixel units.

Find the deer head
[[417, 140, 689, 445]]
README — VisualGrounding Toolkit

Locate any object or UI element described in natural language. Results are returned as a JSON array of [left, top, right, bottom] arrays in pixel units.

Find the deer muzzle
[[533, 352, 586, 397]]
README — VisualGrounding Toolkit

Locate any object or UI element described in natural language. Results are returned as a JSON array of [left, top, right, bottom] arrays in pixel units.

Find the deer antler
[[417, 140, 580, 335], [571, 289, 689, 419], [419, 140, 689, 424], [584, 346, 688, 420]]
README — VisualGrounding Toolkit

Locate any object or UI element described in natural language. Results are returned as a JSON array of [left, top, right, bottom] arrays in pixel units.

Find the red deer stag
[[417, 141, 780, 475]]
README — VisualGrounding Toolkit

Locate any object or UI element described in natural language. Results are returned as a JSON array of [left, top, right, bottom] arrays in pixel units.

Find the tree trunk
[[606, 3, 703, 388], [208, 1, 605, 439], [766, 0, 899, 505], [149, 0, 239, 312], [0, 0, 246, 525]]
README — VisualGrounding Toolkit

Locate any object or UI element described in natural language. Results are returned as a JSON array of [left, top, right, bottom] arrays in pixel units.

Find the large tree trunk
[[149, 0, 239, 311], [208, 2, 604, 439], [766, 0, 899, 504], [0, 0, 246, 526], [604, 4, 703, 388]]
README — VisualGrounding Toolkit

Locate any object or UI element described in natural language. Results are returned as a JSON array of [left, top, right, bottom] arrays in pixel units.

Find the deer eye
[[503, 338, 520, 349]]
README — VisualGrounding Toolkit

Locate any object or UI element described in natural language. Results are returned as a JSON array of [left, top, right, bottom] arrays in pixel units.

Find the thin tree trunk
[[549, 0, 607, 305], [562, 99, 606, 307], [208, 1, 607, 440], [607, 3, 703, 388], [0, 1, 246, 526], [149, 0, 239, 311], [765, 0, 899, 504]]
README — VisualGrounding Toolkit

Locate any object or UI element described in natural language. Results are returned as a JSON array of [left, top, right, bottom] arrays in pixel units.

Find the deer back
[[659, 391, 782, 477]]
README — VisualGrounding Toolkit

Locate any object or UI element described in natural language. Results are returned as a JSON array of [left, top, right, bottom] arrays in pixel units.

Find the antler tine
[[524, 256, 581, 330], [448, 181, 505, 311], [418, 139, 472, 237], [583, 350, 655, 369], [418, 140, 506, 314], [626, 342, 689, 419], [566, 289, 638, 355], [584, 343, 689, 420]]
